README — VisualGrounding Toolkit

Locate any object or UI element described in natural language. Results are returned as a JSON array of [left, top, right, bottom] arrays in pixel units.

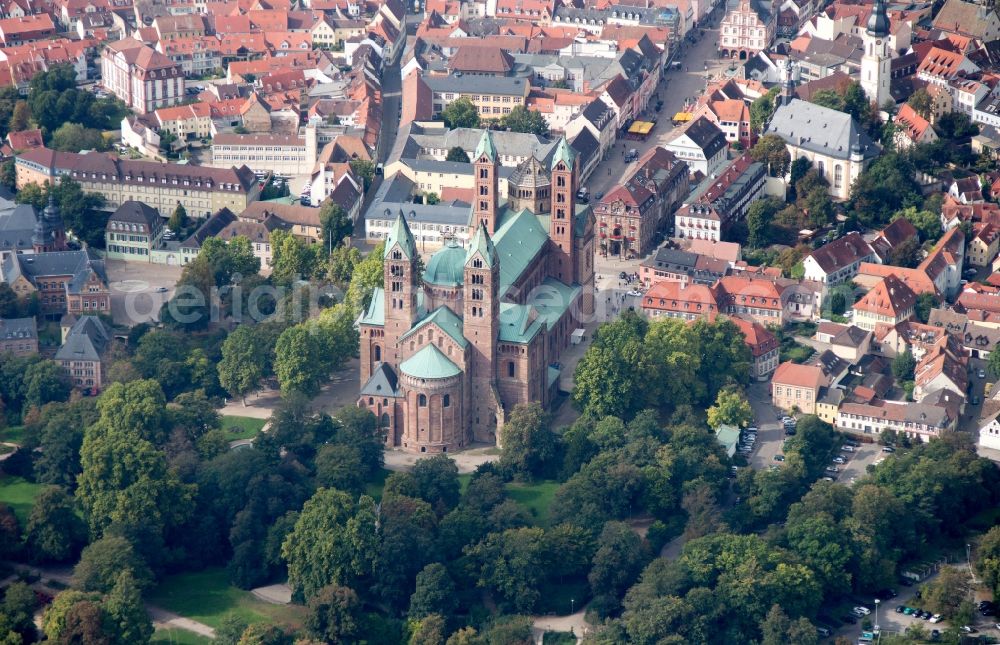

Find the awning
[[628, 120, 655, 135], [672, 112, 692, 122]]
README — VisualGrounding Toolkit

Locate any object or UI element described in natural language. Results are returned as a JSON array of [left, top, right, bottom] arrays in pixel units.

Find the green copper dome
[[424, 241, 466, 286], [400, 344, 462, 379]]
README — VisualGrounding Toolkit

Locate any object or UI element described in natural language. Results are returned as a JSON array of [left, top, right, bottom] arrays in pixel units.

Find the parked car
[[825, 466, 839, 473], [978, 369, 987, 379], [832, 456, 846, 464], [960, 626, 977, 634], [929, 614, 942, 623], [930, 629, 940, 641], [853, 606, 871, 616], [816, 626, 831, 637], [882, 446, 895, 453], [773, 454, 785, 462], [841, 445, 855, 452]]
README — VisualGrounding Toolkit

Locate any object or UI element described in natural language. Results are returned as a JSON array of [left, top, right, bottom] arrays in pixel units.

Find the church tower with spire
[[32, 195, 66, 253], [473, 130, 498, 234], [463, 222, 500, 443], [382, 212, 419, 371], [860, 0, 891, 108], [549, 137, 577, 285]]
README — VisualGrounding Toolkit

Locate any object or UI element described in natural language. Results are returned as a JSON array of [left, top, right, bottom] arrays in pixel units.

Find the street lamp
[[874, 599, 880, 633], [570, 598, 575, 614]]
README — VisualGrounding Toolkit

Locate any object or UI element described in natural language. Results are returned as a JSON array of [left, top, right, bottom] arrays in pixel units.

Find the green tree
[[988, 347, 1000, 379], [345, 243, 384, 313], [236, 623, 289, 645], [73, 534, 153, 593], [218, 325, 265, 404], [811, 89, 845, 112], [319, 201, 352, 252], [50, 122, 107, 152], [374, 494, 439, 610], [499, 402, 559, 480], [467, 527, 550, 613], [440, 97, 480, 129], [572, 311, 647, 419], [706, 388, 753, 429], [978, 525, 1000, 599], [76, 415, 193, 562], [922, 566, 971, 618], [888, 235, 921, 268], [326, 244, 362, 287], [409, 563, 457, 620], [385, 454, 460, 515], [59, 599, 111, 644], [445, 146, 469, 163], [760, 604, 818, 645], [216, 616, 250, 645], [891, 350, 916, 381], [305, 584, 360, 643], [498, 105, 549, 136], [103, 569, 153, 645], [8, 101, 29, 133], [0, 160, 15, 191], [270, 229, 323, 284], [409, 614, 447, 645], [893, 207, 942, 243], [42, 591, 100, 642], [0, 582, 35, 642], [851, 153, 922, 228], [23, 486, 87, 563], [750, 133, 791, 177], [589, 521, 649, 616], [750, 86, 780, 134], [167, 203, 188, 232], [22, 359, 71, 409], [349, 159, 376, 192], [0, 504, 17, 561], [281, 489, 377, 599], [746, 197, 782, 248], [907, 87, 932, 120], [914, 292, 938, 323], [274, 324, 328, 397]]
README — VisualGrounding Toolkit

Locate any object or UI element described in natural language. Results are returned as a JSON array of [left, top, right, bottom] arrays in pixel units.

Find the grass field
[[148, 568, 306, 631], [150, 628, 212, 645], [363, 467, 392, 500], [221, 416, 266, 440], [0, 476, 43, 523], [0, 426, 25, 444], [505, 481, 559, 527], [543, 631, 578, 644]]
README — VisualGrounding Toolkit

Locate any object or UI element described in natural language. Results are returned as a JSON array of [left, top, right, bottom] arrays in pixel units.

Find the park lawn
[[150, 628, 213, 645], [363, 467, 393, 500], [458, 473, 472, 494], [0, 476, 43, 524], [505, 480, 559, 527], [0, 426, 25, 444], [221, 416, 266, 440], [149, 568, 306, 632]]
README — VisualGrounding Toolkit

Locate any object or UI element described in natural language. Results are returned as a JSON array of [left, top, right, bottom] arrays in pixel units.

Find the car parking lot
[[827, 575, 1000, 642]]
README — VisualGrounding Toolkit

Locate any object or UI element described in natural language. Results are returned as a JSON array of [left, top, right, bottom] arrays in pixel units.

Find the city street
[[747, 381, 786, 469], [585, 24, 736, 200]]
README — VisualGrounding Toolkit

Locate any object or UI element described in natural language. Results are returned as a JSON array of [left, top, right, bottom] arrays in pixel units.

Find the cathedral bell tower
[[382, 212, 419, 369], [549, 137, 577, 285], [860, 0, 891, 108], [473, 130, 499, 234], [462, 221, 500, 444]]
